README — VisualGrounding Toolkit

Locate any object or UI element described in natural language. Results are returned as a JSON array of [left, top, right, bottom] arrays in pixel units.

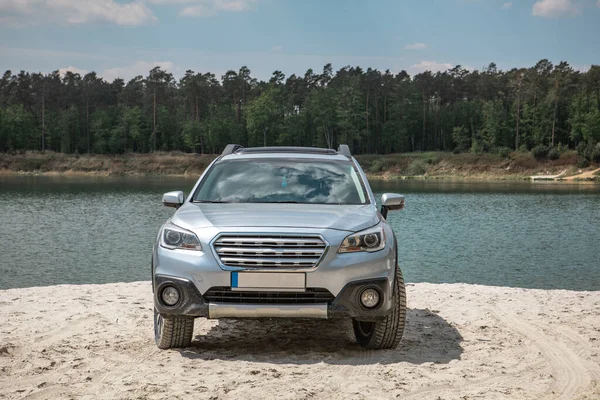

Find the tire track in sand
[[491, 308, 593, 399], [401, 361, 547, 400]]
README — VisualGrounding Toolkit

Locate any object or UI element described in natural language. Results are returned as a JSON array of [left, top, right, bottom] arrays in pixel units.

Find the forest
[[1, 60, 599, 165]]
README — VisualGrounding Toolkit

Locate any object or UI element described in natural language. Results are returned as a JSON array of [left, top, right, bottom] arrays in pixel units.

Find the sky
[[0, 0, 599, 82]]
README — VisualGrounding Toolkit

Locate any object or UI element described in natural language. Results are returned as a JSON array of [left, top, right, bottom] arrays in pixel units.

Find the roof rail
[[237, 147, 337, 155], [337, 144, 351, 157], [220, 144, 352, 157], [221, 144, 244, 156]]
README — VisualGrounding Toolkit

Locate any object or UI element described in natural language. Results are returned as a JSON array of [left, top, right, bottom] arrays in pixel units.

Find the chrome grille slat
[[213, 235, 327, 269], [216, 247, 324, 257], [214, 237, 326, 247]]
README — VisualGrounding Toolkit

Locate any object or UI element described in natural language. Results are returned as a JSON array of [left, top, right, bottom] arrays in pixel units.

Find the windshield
[[193, 159, 368, 205]]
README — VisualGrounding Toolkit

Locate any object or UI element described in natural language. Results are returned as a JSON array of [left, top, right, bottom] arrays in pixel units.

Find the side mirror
[[380, 193, 405, 219], [163, 191, 185, 208]]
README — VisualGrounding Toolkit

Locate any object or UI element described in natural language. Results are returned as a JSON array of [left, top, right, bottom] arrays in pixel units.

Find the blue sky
[[0, 0, 599, 82]]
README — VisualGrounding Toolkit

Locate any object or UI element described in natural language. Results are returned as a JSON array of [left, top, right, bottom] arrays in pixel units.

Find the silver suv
[[152, 145, 407, 350]]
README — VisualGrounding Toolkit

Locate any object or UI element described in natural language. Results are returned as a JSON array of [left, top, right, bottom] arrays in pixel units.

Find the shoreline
[[1, 169, 598, 183], [1, 151, 598, 182], [1, 281, 599, 399]]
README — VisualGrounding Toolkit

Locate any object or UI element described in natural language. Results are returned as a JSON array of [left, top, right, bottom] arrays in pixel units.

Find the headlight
[[338, 225, 386, 253], [160, 222, 202, 251]]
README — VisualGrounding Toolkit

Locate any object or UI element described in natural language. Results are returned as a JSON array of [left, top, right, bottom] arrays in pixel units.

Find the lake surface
[[1, 176, 599, 291]]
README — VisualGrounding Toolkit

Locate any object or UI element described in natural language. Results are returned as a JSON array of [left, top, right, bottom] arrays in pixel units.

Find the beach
[[1, 282, 599, 399], [1, 151, 598, 182]]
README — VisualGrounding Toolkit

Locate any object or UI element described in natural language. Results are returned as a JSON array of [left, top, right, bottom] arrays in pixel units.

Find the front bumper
[[154, 274, 394, 320], [153, 225, 398, 320]]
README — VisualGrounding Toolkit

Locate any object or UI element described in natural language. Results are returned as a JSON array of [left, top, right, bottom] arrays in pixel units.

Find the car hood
[[171, 203, 379, 233]]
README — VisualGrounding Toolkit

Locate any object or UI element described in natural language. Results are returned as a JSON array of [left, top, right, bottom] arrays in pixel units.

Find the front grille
[[213, 235, 327, 269], [203, 287, 335, 304]]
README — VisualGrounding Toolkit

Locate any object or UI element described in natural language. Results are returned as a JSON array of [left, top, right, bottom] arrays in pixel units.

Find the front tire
[[154, 308, 194, 349], [352, 268, 407, 349]]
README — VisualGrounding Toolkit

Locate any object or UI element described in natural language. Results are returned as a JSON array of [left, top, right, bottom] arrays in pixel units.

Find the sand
[[563, 168, 600, 181], [1, 282, 599, 400]]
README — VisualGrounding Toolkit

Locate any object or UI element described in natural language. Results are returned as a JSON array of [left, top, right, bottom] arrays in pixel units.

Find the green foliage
[[531, 144, 550, 160], [452, 126, 470, 152], [557, 143, 567, 153], [0, 60, 599, 157], [335, 76, 362, 147], [405, 159, 427, 176], [0, 105, 37, 151], [569, 93, 587, 143], [576, 141, 587, 157], [583, 109, 600, 143], [367, 158, 390, 174], [246, 88, 284, 147], [204, 105, 240, 153], [470, 140, 483, 155], [577, 157, 590, 168], [497, 147, 511, 158], [182, 120, 203, 152], [90, 110, 113, 154], [481, 100, 511, 149], [16, 157, 44, 171], [548, 147, 560, 160], [306, 88, 337, 148], [424, 154, 439, 164], [576, 140, 600, 163], [592, 143, 600, 163]]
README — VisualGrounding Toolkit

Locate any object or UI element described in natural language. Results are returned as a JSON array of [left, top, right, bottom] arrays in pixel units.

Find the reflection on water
[[1, 176, 599, 290]]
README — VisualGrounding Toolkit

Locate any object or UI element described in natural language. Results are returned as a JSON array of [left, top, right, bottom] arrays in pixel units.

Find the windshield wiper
[[193, 200, 231, 204]]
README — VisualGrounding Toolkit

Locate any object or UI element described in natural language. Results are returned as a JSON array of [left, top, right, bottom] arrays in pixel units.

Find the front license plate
[[231, 272, 306, 291]]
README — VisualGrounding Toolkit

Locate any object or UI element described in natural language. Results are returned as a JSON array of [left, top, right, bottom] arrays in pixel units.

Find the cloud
[[101, 60, 175, 82], [149, 0, 258, 17], [270, 45, 283, 53], [58, 66, 90, 76], [532, 0, 581, 17], [0, 0, 261, 26], [404, 43, 427, 50], [409, 61, 453, 74], [501, 2, 513, 9], [572, 64, 591, 72], [0, 0, 156, 26]]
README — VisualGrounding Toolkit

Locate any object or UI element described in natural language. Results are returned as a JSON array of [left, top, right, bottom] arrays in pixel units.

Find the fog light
[[161, 286, 180, 306], [360, 288, 380, 308]]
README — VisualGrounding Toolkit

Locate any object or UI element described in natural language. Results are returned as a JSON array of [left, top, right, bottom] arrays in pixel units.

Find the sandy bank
[[1, 282, 599, 399], [2, 151, 598, 182]]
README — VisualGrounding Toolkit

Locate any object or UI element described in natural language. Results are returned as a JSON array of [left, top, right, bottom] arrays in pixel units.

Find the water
[[1, 176, 599, 291]]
